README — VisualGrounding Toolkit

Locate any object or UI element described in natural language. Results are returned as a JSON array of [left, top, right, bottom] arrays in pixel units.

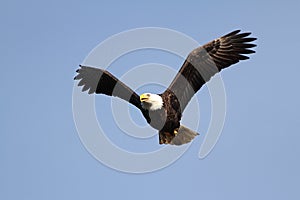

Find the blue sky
[[1, 0, 300, 199]]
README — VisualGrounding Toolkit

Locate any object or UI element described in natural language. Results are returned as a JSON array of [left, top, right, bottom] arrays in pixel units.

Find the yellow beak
[[140, 93, 149, 102]]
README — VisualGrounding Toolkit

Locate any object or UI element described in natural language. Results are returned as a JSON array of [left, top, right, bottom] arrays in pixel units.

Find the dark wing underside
[[167, 30, 257, 111], [74, 65, 150, 122]]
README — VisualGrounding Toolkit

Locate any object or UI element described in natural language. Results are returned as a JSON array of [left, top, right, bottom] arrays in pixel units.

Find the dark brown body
[[147, 90, 182, 144]]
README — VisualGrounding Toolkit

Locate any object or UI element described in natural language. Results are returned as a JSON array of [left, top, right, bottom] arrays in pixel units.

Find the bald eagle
[[74, 30, 256, 145]]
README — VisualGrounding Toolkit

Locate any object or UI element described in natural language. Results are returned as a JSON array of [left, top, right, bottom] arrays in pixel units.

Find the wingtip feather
[[223, 30, 241, 38]]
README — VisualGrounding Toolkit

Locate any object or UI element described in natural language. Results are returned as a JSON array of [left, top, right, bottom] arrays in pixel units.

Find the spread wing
[[74, 65, 150, 122], [167, 30, 256, 111]]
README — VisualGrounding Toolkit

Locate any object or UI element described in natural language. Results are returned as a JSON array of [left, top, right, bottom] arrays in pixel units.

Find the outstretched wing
[[74, 65, 150, 122], [167, 30, 256, 111]]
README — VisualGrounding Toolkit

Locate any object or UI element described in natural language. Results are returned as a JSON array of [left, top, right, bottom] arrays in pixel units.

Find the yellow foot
[[174, 128, 179, 135]]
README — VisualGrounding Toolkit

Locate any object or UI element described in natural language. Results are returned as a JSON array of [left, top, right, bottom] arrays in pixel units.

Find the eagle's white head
[[140, 93, 163, 111]]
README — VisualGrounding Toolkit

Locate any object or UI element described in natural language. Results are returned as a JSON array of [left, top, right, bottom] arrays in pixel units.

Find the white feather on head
[[140, 93, 163, 111]]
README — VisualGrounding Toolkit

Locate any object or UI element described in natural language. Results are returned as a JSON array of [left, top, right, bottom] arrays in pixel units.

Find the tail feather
[[159, 125, 199, 145]]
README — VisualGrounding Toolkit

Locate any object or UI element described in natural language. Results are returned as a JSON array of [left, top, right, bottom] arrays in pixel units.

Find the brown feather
[[74, 65, 150, 123], [167, 30, 256, 111]]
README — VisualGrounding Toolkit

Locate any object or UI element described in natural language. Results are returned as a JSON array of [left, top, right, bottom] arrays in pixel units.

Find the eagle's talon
[[174, 128, 179, 135]]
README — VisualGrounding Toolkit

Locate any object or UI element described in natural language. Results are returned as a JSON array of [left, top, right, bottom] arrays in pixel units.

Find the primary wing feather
[[167, 30, 256, 111], [74, 65, 150, 122]]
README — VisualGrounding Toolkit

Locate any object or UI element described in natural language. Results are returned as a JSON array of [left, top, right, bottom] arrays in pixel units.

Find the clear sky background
[[1, 0, 300, 199]]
